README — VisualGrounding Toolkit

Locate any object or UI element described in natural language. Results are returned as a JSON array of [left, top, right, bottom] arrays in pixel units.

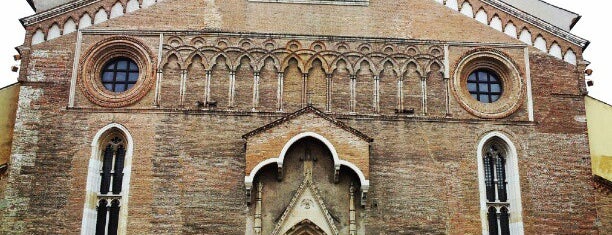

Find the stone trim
[[271, 176, 340, 235], [249, 0, 368, 6], [242, 105, 373, 142], [483, 0, 588, 49], [21, 0, 100, 26], [81, 123, 134, 235], [81, 29, 527, 48], [78, 36, 156, 108], [476, 131, 524, 235], [451, 48, 525, 119]]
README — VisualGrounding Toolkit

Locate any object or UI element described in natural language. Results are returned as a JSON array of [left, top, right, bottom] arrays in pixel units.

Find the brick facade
[[1, 0, 607, 234]]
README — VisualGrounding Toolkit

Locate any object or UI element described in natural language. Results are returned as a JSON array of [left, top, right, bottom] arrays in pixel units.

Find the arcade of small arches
[[155, 36, 452, 116], [30, 0, 164, 45], [27, 0, 582, 66], [436, 0, 580, 65]]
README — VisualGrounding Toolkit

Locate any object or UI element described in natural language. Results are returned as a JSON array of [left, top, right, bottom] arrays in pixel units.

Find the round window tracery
[[101, 57, 140, 93], [79, 36, 155, 108], [467, 69, 503, 103], [452, 48, 524, 119]]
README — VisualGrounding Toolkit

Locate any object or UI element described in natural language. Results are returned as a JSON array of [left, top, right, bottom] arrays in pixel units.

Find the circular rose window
[[79, 36, 155, 108], [452, 49, 524, 119]]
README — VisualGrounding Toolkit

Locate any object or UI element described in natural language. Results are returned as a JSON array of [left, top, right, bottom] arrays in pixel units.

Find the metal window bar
[[101, 58, 139, 93]]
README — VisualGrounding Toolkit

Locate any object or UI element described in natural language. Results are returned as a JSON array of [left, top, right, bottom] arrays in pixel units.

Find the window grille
[[467, 69, 503, 103], [484, 143, 510, 234], [95, 136, 125, 235]]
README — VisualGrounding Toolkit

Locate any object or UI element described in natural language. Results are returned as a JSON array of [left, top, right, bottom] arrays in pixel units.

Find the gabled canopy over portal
[[243, 106, 372, 205]]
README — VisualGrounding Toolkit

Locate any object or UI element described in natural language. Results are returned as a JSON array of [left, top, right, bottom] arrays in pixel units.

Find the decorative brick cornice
[[242, 105, 374, 142], [20, 0, 100, 27], [483, 0, 589, 49]]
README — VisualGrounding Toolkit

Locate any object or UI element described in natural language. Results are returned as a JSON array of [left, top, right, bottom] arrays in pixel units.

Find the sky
[[0, 0, 610, 104]]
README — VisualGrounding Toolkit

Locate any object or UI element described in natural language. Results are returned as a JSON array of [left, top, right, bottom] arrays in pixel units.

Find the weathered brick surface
[[1, 0, 606, 234]]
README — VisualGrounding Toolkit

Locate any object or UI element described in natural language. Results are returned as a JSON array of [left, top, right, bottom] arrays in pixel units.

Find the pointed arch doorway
[[285, 219, 327, 235], [242, 106, 373, 235]]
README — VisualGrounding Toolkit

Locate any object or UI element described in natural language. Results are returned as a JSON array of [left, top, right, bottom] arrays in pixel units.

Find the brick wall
[[0, 0, 604, 234]]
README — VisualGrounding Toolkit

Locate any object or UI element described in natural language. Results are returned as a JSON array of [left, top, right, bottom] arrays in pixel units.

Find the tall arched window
[[477, 132, 523, 235], [82, 124, 133, 235]]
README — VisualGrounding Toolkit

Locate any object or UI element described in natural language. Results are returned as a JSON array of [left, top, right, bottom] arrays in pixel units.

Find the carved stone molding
[[78, 36, 156, 108], [452, 48, 525, 119]]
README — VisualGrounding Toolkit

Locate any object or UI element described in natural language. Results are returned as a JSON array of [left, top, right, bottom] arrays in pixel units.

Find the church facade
[[1, 0, 608, 234]]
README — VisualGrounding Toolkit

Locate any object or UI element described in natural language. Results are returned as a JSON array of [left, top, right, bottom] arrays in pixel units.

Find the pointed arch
[[32, 29, 45, 45], [534, 35, 547, 52], [184, 51, 209, 69], [460, 1, 474, 18], [126, 0, 140, 13], [245, 132, 370, 191], [401, 60, 423, 115], [160, 51, 184, 70], [255, 54, 281, 72], [504, 21, 517, 39], [549, 42, 562, 59], [160, 53, 183, 107], [426, 59, 444, 76], [47, 23, 61, 40], [305, 54, 331, 74], [81, 123, 134, 235], [210, 52, 233, 69], [331, 57, 352, 113], [233, 53, 256, 71], [330, 56, 355, 75], [281, 54, 305, 73], [258, 55, 280, 111], [490, 15, 503, 31], [209, 53, 232, 108], [353, 56, 377, 75], [563, 49, 577, 65], [377, 57, 400, 77], [234, 55, 256, 110], [518, 28, 532, 45], [477, 131, 524, 235], [110, 2, 125, 19], [401, 59, 423, 77], [94, 8, 108, 24], [185, 54, 207, 108], [475, 8, 488, 24], [378, 59, 400, 114], [79, 13, 93, 29], [63, 18, 77, 35]]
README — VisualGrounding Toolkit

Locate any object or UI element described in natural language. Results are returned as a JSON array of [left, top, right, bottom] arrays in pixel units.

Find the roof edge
[[485, 0, 589, 50], [26, 0, 36, 11], [20, 0, 99, 27], [586, 95, 612, 107], [0, 82, 20, 91]]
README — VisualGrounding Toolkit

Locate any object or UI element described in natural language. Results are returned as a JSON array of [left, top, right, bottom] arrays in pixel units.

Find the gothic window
[[95, 136, 126, 235], [82, 124, 133, 235], [483, 143, 510, 235], [479, 133, 523, 235]]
